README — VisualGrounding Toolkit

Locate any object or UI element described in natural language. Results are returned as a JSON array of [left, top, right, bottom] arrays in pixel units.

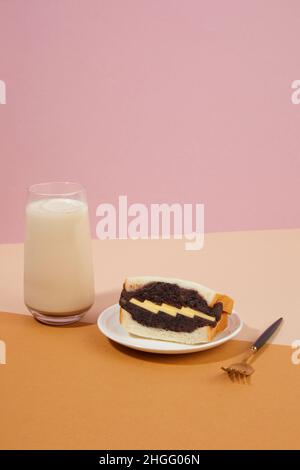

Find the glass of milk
[[24, 182, 95, 325]]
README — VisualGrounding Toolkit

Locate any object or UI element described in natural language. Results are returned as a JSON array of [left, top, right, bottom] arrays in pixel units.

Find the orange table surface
[[0, 311, 299, 450]]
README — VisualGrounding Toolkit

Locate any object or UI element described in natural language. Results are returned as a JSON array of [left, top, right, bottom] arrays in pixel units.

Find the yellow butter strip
[[129, 298, 215, 322], [180, 306, 216, 322], [143, 300, 160, 313], [130, 298, 160, 313], [160, 303, 178, 316]]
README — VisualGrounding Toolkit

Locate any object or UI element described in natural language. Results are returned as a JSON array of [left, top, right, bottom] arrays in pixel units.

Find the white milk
[[24, 198, 95, 315]]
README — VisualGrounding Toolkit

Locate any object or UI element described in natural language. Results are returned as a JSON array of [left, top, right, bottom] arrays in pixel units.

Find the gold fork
[[221, 317, 283, 382]]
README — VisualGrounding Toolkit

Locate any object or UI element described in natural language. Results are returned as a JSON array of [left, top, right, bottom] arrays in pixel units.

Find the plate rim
[[97, 303, 243, 354]]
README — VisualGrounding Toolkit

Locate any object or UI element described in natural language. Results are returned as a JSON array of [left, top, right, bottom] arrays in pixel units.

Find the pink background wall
[[0, 0, 299, 243]]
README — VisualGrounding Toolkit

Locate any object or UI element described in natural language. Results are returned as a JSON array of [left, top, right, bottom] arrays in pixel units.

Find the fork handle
[[252, 317, 283, 351]]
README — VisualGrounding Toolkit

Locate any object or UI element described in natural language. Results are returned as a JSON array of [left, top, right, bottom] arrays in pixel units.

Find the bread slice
[[120, 308, 228, 344], [124, 276, 233, 313], [119, 276, 233, 344]]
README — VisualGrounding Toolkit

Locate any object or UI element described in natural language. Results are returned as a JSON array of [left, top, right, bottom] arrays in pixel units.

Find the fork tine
[[237, 371, 243, 383], [222, 365, 246, 383], [222, 360, 254, 383], [241, 371, 247, 384], [229, 370, 236, 382]]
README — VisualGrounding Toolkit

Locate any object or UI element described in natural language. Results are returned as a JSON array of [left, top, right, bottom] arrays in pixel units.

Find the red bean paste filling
[[119, 282, 223, 333]]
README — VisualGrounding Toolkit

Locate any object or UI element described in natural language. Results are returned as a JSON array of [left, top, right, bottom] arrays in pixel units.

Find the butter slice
[[129, 298, 215, 322], [160, 303, 178, 316], [130, 298, 159, 313], [180, 306, 216, 322]]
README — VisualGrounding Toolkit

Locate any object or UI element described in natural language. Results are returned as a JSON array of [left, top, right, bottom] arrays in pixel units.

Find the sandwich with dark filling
[[119, 276, 233, 344]]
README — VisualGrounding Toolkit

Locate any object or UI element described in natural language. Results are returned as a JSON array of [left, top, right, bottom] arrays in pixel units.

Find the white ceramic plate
[[97, 303, 243, 354]]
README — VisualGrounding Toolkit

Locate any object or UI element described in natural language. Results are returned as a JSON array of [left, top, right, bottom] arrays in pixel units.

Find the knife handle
[[252, 317, 283, 351]]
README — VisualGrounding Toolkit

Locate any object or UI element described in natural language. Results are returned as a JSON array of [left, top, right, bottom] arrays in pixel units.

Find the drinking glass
[[24, 182, 95, 325]]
